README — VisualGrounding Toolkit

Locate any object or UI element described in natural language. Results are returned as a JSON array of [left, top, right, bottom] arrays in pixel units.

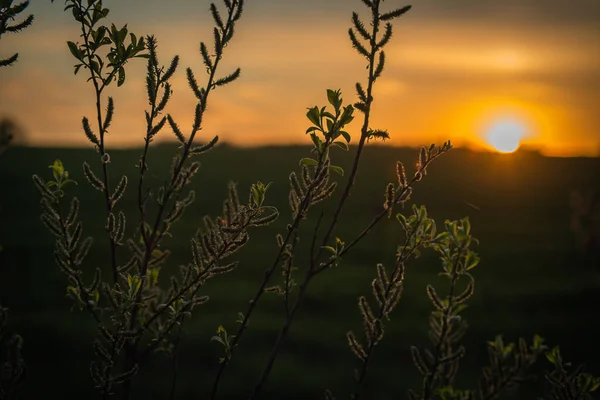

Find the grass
[[0, 144, 598, 398]]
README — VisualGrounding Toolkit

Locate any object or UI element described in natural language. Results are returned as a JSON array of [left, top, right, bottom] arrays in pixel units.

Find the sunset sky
[[0, 0, 598, 156]]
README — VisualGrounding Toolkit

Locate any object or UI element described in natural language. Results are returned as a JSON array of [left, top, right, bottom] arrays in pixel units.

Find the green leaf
[[309, 133, 322, 149], [340, 105, 355, 126], [326, 118, 334, 133], [67, 41, 82, 61], [211, 335, 224, 346], [117, 66, 125, 86], [251, 186, 260, 207], [236, 312, 245, 324], [299, 158, 318, 167], [462, 217, 471, 236], [118, 25, 128, 44], [545, 346, 560, 365], [348, 28, 370, 59], [214, 68, 241, 87], [333, 141, 349, 151], [61, 178, 77, 188], [321, 246, 337, 255], [532, 334, 545, 351], [340, 131, 351, 143], [250, 181, 271, 208], [306, 106, 321, 127], [321, 111, 335, 120], [464, 251, 479, 271], [90, 60, 100, 75], [326, 89, 339, 110], [380, 5, 412, 21], [329, 165, 344, 176], [110, 24, 119, 41], [49, 159, 64, 182], [95, 26, 106, 44]]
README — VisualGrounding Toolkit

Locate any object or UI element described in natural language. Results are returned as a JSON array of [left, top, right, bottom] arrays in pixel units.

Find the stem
[[139, 304, 190, 361], [101, 321, 126, 400], [313, 152, 445, 276], [283, 228, 300, 317], [55, 196, 119, 398], [137, 209, 258, 344], [130, 2, 237, 328], [55, 201, 102, 324], [145, 2, 238, 254], [168, 319, 184, 400], [77, 3, 119, 283], [421, 252, 462, 400], [315, 13, 380, 260], [243, 140, 444, 399], [249, 4, 387, 396], [120, 53, 164, 374], [481, 351, 539, 400], [121, 58, 168, 400], [208, 223, 300, 399], [248, 270, 314, 400], [137, 63, 162, 249], [122, 5, 240, 397], [209, 164, 326, 400], [209, 132, 335, 399], [351, 222, 422, 398], [481, 375, 514, 400]]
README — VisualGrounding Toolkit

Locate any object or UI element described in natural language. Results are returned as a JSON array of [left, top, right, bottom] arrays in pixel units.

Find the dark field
[[0, 144, 599, 399]]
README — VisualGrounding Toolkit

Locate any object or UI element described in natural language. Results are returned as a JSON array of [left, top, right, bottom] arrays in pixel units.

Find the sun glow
[[485, 120, 526, 153]]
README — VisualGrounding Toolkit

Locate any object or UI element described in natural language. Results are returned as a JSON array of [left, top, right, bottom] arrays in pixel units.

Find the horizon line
[[6, 142, 599, 159]]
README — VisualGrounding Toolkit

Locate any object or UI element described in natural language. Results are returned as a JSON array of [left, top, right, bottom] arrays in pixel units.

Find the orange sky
[[0, 0, 598, 156]]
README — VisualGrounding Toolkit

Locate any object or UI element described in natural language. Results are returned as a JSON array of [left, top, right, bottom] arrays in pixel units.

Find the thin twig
[[351, 221, 423, 398], [122, 6, 241, 398], [421, 251, 463, 399], [77, 2, 119, 283], [314, 152, 446, 276], [168, 318, 184, 400], [248, 3, 387, 396], [209, 132, 334, 399]]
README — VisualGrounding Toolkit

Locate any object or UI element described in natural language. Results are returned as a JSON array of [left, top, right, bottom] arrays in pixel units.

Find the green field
[[0, 144, 599, 399]]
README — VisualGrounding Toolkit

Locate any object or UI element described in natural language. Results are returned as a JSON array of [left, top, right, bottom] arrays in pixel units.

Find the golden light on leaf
[[485, 120, 526, 153]]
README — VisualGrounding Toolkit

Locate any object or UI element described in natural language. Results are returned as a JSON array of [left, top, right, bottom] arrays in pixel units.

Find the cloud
[[0, 0, 597, 155]]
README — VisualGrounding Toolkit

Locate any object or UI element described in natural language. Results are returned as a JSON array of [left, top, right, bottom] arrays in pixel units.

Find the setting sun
[[486, 120, 526, 153]]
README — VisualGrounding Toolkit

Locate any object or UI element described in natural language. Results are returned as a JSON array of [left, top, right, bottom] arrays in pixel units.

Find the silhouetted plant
[[32, 0, 280, 398], [472, 334, 546, 399], [409, 218, 480, 399], [239, 2, 453, 397], [0, 0, 34, 67], [0, 7, 30, 395], [16, 0, 598, 399], [347, 205, 438, 398], [342, 214, 548, 400], [544, 346, 600, 399]]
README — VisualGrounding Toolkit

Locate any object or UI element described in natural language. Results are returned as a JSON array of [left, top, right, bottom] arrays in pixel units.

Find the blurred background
[[1, 144, 599, 398], [0, 0, 599, 398], [0, 0, 599, 155]]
